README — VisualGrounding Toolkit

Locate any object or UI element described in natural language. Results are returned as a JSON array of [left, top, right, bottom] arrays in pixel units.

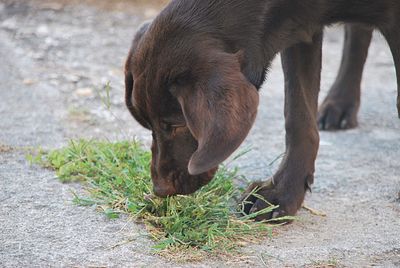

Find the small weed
[[95, 81, 130, 139], [67, 107, 93, 123], [31, 139, 288, 259], [96, 81, 112, 110], [26, 147, 47, 166], [309, 257, 339, 268]]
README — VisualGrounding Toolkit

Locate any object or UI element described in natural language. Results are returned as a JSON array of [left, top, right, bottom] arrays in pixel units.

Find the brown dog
[[125, 0, 400, 220]]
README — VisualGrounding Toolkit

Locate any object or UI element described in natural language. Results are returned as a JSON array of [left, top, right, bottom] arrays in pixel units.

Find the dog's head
[[125, 16, 259, 197]]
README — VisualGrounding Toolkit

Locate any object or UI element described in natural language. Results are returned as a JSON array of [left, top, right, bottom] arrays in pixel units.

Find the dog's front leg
[[242, 30, 323, 221], [318, 24, 373, 130]]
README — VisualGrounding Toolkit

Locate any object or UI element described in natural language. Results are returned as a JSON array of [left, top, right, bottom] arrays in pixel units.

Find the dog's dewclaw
[[302, 204, 327, 217]]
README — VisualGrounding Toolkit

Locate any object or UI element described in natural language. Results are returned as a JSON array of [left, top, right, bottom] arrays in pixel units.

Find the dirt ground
[[0, 0, 399, 267]]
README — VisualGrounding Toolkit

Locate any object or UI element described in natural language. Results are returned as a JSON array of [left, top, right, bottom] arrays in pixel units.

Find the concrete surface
[[0, 0, 399, 267]]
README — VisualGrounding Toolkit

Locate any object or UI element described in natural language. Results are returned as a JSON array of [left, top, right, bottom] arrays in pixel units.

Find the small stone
[[65, 74, 81, 83], [75, 87, 93, 97], [36, 25, 49, 36], [44, 37, 58, 46], [48, 73, 59, 80], [55, 51, 64, 58], [31, 53, 45, 60], [22, 78, 37, 85], [50, 80, 60, 87], [1, 18, 18, 30]]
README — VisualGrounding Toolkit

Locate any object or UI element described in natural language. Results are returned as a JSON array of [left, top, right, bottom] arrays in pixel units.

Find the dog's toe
[[239, 179, 294, 223], [318, 100, 358, 131]]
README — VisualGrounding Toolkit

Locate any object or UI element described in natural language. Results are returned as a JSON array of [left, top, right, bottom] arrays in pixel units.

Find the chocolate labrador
[[125, 0, 400, 220]]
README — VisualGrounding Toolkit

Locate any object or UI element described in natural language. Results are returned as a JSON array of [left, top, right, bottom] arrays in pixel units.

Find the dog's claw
[[248, 198, 273, 221], [240, 179, 294, 222], [318, 100, 359, 130]]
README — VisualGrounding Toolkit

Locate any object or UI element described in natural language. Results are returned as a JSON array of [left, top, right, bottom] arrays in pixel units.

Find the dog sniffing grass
[[32, 139, 287, 259]]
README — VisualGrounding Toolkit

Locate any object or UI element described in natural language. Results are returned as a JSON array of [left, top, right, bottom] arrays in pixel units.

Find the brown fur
[[125, 0, 400, 218]]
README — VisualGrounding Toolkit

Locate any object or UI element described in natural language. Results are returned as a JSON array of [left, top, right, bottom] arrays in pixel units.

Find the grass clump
[[36, 139, 279, 257]]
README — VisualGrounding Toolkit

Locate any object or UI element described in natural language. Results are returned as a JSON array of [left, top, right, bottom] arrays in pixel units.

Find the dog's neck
[[231, 0, 393, 88], [223, 1, 323, 88]]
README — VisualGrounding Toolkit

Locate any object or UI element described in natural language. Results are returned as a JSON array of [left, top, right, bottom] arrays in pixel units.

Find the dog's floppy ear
[[177, 52, 259, 175], [125, 22, 152, 128]]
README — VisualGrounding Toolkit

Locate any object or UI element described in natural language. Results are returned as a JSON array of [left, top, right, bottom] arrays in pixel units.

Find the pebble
[[28, 51, 45, 60], [22, 78, 37, 85], [48, 73, 60, 80], [49, 80, 60, 87], [1, 17, 18, 30], [36, 25, 50, 36], [44, 37, 58, 47], [75, 87, 94, 97], [64, 74, 81, 83]]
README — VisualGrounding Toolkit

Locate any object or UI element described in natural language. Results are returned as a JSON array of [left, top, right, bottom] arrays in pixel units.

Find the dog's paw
[[318, 98, 359, 130], [239, 179, 298, 222]]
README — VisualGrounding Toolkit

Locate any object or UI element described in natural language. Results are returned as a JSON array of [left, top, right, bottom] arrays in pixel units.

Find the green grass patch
[[33, 139, 282, 260]]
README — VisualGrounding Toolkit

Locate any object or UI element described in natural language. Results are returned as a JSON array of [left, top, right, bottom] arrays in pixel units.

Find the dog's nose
[[153, 183, 176, 197]]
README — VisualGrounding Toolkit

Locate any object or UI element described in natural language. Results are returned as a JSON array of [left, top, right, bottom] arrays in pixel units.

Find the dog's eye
[[160, 121, 186, 132], [160, 122, 170, 131], [169, 72, 191, 95], [171, 124, 186, 129], [174, 76, 187, 86]]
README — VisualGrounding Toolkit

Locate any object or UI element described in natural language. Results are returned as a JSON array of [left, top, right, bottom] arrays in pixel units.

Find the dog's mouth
[[152, 167, 218, 197]]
